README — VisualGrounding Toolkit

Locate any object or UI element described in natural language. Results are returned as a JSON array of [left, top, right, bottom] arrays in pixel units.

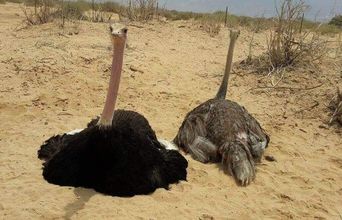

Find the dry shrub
[[336, 33, 342, 59], [85, 7, 113, 23], [198, 16, 221, 37], [328, 87, 342, 126], [160, 10, 198, 21], [84, 0, 119, 23], [60, 1, 89, 20], [90, 10, 112, 23], [126, 0, 157, 22], [241, 0, 327, 75], [59, 0, 123, 24], [266, 0, 327, 69], [5, 0, 22, 3], [21, 0, 119, 27], [22, 0, 57, 25], [237, 16, 270, 31]]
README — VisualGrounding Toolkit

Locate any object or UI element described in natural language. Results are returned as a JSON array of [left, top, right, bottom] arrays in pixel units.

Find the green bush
[[329, 15, 342, 28]]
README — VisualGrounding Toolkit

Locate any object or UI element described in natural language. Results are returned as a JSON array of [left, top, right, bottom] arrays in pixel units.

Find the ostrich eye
[[123, 28, 128, 34], [109, 26, 113, 32]]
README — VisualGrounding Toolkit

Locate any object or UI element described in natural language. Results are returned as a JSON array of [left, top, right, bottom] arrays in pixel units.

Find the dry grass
[[4, 0, 22, 3], [198, 16, 221, 37], [84, 0, 123, 23], [125, 0, 157, 22], [240, 0, 328, 78], [85, 8, 113, 23], [266, 0, 327, 69], [335, 33, 342, 59], [159, 10, 199, 21], [22, 0, 57, 25], [21, 0, 118, 26]]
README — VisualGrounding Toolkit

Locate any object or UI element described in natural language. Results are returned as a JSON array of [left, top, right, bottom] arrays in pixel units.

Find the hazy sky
[[153, 0, 342, 21]]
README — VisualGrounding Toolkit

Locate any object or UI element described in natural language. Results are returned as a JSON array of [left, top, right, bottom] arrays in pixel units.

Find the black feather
[[38, 110, 188, 197]]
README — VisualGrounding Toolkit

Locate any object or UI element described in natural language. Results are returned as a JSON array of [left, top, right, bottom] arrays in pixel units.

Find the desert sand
[[0, 3, 341, 220]]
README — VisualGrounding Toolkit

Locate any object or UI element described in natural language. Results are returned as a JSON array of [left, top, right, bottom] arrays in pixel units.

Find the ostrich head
[[98, 24, 128, 128], [109, 23, 128, 46], [229, 29, 240, 40]]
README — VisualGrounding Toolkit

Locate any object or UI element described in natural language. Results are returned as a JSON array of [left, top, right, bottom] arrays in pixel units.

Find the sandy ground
[[0, 3, 341, 220]]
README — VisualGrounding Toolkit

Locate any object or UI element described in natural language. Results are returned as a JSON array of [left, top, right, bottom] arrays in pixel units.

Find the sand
[[0, 3, 341, 220]]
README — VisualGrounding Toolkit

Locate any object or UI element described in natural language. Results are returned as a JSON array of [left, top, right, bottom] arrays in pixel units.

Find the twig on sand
[[294, 101, 320, 115], [330, 102, 342, 125], [249, 83, 324, 92], [129, 24, 144, 28], [267, 67, 286, 87], [328, 87, 342, 126], [57, 112, 73, 116]]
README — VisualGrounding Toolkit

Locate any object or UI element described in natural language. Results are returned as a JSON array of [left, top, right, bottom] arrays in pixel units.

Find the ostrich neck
[[215, 37, 237, 100], [98, 42, 125, 127]]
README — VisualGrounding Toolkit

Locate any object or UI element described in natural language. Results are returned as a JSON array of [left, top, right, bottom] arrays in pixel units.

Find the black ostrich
[[174, 30, 269, 186], [38, 24, 188, 197]]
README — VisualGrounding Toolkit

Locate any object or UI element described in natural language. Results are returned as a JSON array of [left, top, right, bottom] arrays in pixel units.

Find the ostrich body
[[174, 30, 269, 186], [38, 24, 187, 197]]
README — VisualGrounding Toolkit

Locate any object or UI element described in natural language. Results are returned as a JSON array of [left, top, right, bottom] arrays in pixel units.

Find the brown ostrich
[[37, 23, 188, 197], [173, 30, 269, 186]]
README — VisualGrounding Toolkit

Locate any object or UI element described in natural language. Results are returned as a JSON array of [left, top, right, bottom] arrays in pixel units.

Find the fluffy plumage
[[174, 99, 269, 186], [38, 110, 188, 197]]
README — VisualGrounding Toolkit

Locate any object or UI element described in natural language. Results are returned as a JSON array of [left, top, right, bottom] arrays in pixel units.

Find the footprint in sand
[[152, 189, 182, 203], [171, 182, 193, 193], [330, 158, 342, 169]]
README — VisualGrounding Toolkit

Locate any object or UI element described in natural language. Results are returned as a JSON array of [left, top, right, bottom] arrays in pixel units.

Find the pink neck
[[98, 42, 125, 127]]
